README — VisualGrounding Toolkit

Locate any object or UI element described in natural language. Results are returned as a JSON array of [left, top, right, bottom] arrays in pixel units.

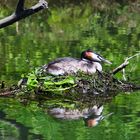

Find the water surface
[[0, 0, 140, 139]]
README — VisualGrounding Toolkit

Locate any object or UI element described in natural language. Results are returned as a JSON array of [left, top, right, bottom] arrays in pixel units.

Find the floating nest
[[0, 68, 139, 98], [0, 54, 140, 108]]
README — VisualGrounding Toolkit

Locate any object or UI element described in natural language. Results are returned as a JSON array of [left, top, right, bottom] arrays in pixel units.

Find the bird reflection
[[83, 105, 104, 127], [48, 105, 113, 127]]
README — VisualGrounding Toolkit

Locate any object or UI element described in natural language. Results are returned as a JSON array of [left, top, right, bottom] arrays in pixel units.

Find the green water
[[0, 93, 140, 140], [0, 0, 140, 140]]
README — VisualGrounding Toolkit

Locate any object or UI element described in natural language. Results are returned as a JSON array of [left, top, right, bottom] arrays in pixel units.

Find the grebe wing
[[48, 57, 80, 65], [42, 57, 81, 75]]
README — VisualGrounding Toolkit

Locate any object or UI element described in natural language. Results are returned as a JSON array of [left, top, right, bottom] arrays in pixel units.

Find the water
[[0, 0, 140, 140], [0, 93, 140, 140]]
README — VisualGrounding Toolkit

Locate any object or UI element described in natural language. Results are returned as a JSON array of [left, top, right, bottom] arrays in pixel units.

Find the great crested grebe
[[42, 49, 112, 75]]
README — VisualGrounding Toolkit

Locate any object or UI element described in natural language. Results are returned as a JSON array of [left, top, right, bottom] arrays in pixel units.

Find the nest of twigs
[[0, 53, 140, 105]]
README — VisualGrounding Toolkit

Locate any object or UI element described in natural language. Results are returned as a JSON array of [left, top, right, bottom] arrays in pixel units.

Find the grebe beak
[[90, 52, 112, 64], [97, 55, 112, 64]]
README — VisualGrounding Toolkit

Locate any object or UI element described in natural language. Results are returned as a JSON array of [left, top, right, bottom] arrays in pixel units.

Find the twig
[[0, 0, 48, 28], [112, 52, 140, 75], [122, 68, 127, 81]]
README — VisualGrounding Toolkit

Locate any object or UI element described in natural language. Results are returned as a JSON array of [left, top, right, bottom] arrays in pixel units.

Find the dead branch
[[112, 59, 129, 75], [112, 52, 140, 75], [0, 0, 48, 28], [16, 0, 25, 13]]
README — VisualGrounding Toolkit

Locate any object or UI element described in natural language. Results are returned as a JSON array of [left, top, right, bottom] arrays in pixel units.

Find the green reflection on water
[[0, 91, 140, 140]]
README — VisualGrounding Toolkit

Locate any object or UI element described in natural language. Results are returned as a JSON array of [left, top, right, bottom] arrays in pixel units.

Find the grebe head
[[81, 49, 112, 64]]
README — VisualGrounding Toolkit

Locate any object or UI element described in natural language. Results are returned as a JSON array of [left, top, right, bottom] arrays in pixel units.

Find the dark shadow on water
[[0, 111, 43, 140]]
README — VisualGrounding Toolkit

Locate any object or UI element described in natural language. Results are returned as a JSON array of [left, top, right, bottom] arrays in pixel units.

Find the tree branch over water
[[16, 0, 25, 13], [0, 0, 48, 28], [112, 52, 140, 75]]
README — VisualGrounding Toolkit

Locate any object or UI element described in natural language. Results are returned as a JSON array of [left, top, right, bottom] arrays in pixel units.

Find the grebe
[[42, 49, 112, 75]]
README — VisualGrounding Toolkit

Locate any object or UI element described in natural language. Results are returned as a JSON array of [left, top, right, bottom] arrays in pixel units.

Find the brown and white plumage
[[42, 49, 111, 75]]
